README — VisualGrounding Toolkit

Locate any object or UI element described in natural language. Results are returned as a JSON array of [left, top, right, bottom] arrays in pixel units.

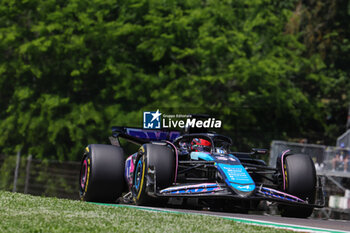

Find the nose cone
[[217, 163, 256, 197], [230, 183, 256, 197]]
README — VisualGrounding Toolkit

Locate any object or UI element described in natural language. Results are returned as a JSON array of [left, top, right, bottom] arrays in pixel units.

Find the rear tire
[[279, 154, 316, 218], [79, 144, 125, 203], [133, 143, 175, 205]]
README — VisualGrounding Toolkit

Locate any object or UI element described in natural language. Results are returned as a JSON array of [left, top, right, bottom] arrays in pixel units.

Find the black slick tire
[[279, 154, 316, 218], [133, 143, 175, 206], [79, 144, 125, 203]]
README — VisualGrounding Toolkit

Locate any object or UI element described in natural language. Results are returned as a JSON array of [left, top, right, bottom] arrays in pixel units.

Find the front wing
[[145, 166, 324, 208]]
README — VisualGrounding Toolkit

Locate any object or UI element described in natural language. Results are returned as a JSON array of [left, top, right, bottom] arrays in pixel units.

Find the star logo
[[150, 109, 161, 122], [143, 110, 162, 129]]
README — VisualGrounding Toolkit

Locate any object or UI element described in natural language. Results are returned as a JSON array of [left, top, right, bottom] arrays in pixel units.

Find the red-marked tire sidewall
[[279, 154, 316, 218], [79, 144, 125, 203]]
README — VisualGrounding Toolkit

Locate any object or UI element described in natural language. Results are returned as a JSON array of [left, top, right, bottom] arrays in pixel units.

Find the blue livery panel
[[190, 152, 256, 195], [217, 163, 255, 193], [190, 152, 214, 161]]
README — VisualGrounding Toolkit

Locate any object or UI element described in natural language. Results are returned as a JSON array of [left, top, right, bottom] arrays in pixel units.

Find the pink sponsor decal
[[281, 149, 291, 191], [166, 140, 178, 183], [81, 160, 87, 188]]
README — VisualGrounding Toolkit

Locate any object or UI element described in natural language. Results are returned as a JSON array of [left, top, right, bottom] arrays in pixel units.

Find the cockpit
[[173, 133, 232, 156]]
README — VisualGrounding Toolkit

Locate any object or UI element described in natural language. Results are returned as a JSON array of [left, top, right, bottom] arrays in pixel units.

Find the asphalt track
[[94, 203, 350, 232]]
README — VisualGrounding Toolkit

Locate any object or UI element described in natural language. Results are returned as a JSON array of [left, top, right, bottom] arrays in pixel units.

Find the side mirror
[[251, 148, 268, 155]]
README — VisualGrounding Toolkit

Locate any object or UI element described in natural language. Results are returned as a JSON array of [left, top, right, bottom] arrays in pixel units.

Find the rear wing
[[111, 126, 181, 145]]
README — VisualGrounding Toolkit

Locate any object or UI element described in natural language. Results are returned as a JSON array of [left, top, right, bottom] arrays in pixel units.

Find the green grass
[[0, 191, 292, 232]]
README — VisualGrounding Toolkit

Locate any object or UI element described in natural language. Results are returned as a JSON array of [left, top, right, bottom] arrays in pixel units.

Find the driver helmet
[[191, 138, 211, 152]]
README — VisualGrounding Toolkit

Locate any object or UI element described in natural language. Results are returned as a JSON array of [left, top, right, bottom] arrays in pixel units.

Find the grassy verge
[[0, 191, 292, 232]]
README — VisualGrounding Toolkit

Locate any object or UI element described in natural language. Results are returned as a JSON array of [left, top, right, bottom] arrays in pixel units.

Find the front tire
[[133, 143, 175, 205], [79, 144, 125, 203], [279, 154, 316, 218]]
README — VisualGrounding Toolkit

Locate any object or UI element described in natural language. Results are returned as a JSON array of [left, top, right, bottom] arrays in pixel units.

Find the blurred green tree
[[0, 0, 347, 160]]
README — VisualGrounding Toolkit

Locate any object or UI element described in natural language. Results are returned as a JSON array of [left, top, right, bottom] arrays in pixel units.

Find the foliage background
[[0, 0, 349, 160]]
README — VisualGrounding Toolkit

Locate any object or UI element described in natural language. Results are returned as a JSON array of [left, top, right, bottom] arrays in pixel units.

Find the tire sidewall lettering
[[284, 163, 288, 190]]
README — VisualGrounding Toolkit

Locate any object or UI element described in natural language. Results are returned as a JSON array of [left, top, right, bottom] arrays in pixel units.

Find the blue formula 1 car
[[79, 127, 324, 218]]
